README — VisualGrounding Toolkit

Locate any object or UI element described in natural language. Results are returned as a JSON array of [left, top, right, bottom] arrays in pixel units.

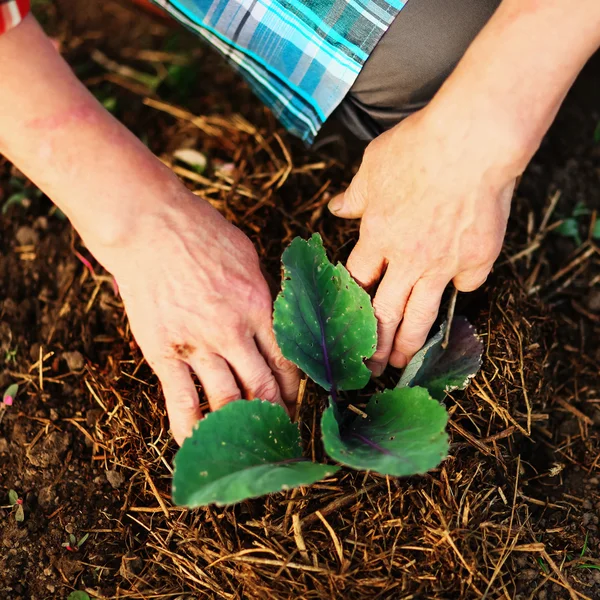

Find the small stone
[[33, 216, 48, 230], [37, 486, 54, 509], [86, 408, 104, 427], [0, 438, 8, 453], [62, 351, 85, 372], [120, 552, 143, 579], [27, 430, 70, 468], [49, 408, 59, 422], [586, 289, 600, 312], [106, 469, 125, 489], [29, 343, 41, 362], [15, 226, 38, 246]]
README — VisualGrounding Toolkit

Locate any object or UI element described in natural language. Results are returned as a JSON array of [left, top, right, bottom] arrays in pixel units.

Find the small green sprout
[[62, 532, 90, 553], [553, 201, 600, 246], [67, 592, 91, 600], [4, 346, 18, 364], [3, 383, 18, 406], [2, 490, 25, 522]]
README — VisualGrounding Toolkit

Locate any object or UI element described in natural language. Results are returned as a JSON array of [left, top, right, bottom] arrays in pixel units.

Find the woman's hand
[[96, 191, 300, 444], [0, 15, 298, 444], [329, 107, 517, 376]]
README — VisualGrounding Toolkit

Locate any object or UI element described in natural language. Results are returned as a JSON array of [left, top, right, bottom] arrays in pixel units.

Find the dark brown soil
[[1, 2, 599, 599]]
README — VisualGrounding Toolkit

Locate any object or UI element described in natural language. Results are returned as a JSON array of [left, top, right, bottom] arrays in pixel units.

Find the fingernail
[[367, 361, 384, 378], [328, 197, 344, 215]]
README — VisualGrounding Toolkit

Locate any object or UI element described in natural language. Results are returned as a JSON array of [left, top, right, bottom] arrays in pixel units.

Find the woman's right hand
[[93, 189, 300, 444]]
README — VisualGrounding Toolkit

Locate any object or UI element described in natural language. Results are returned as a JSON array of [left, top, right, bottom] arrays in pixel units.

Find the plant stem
[[442, 286, 459, 350]]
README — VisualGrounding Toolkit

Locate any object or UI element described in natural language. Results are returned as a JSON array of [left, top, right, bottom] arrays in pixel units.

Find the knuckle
[[373, 301, 401, 326], [251, 377, 279, 400], [395, 330, 431, 354], [211, 391, 241, 406], [272, 352, 296, 375], [408, 303, 438, 324]]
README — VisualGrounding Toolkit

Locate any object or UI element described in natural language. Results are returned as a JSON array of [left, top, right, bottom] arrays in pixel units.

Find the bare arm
[[0, 16, 299, 442], [329, 0, 600, 375]]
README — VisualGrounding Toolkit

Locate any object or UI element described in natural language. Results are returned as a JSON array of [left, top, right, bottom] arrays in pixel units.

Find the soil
[[0, 2, 599, 599]]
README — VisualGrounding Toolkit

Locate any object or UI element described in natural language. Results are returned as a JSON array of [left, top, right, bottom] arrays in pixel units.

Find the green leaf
[[8, 489, 18, 506], [397, 317, 483, 400], [3, 383, 18, 405], [173, 148, 207, 174], [2, 192, 28, 215], [101, 96, 118, 113], [554, 218, 582, 245], [592, 220, 600, 241], [15, 504, 25, 523], [572, 201, 591, 218], [322, 387, 448, 476], [67, 592, 91, 600], [172, 400, 338, 507], [274, 233, 377, 394]]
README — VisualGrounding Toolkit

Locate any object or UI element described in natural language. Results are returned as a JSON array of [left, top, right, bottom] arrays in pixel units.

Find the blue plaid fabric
[[151, 0, 406, 143]]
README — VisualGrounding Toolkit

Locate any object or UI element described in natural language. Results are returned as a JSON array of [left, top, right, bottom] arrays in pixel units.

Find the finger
[[255, 326, 300, 411], [189, 353, 242, 412], [367, 267, 414, 377], [346, 239, 387, 290], [229, 340, 290, 412], [453, 266, 491, 292], [153, 359, 203, 446], [389, 278, 447, 368], [328, 174, 368, 219]]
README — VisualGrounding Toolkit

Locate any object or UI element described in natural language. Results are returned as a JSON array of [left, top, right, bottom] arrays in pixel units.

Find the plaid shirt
[[1, 0, 405, 143], [0, 0, 29, 34], [153, 0, 406, 142]]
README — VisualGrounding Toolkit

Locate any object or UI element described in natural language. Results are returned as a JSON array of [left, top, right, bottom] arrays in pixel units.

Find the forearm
[[0, 15, 183, 257], [428, 0, 600, 173]]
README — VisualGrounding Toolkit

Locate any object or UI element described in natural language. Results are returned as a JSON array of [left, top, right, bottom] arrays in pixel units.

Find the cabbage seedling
[[172, 234, 483, 507], [2, 490, 25, 522]]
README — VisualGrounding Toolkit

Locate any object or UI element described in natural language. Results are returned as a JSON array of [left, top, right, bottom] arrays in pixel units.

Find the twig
[[442, 287, 459, 349]]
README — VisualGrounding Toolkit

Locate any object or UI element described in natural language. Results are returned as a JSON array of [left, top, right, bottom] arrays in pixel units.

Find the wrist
[[423, 84, 540, 181]]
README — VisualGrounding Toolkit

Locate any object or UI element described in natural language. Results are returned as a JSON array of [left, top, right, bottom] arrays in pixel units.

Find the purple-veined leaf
[[397, 317, 483, 400], [321, 387, 448, 476], [172, 400, 338, 507], [273, 234, 377, 399]]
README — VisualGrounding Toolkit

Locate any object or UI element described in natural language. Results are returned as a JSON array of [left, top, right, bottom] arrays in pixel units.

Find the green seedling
[[553, 201, 600, 246], [1, 177, 43, 215], [172, 234, 483, 507], [62, 532, 90, 553], [67, 592, 91, 600], [3, 383, 18, 406], [2, 490, 25, 522], [4, 346, 18, 365]]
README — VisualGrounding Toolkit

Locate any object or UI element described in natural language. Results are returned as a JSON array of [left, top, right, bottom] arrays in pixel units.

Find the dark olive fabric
[[334, 0, 502, 140]]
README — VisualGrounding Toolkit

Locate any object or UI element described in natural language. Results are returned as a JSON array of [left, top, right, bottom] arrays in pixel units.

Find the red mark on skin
[[74, 250, 97, 278], [26, 104, 100, 132], [172, 343, 196, 361]]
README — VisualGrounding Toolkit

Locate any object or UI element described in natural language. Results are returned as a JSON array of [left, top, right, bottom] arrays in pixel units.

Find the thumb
[[328, 175, 368, 219]]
